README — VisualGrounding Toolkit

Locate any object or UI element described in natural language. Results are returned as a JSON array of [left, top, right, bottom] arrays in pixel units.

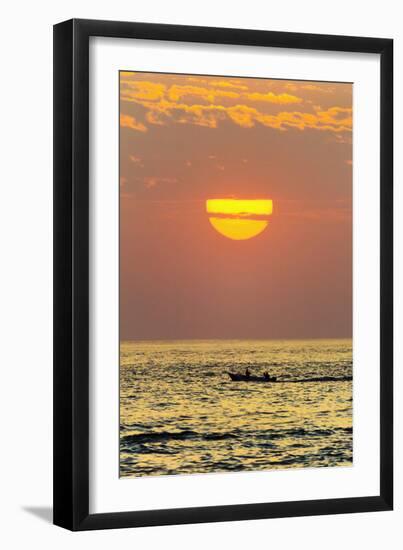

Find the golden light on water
[[206, 199, 273, 240], [120, 339, 353, 478]]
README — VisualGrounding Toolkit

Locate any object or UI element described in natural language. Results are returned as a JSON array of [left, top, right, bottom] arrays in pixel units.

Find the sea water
[[120, 339, 352, 477]]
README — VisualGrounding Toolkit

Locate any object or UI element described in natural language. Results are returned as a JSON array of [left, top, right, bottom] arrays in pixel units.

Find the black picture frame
[[53, 18, 393, 531]]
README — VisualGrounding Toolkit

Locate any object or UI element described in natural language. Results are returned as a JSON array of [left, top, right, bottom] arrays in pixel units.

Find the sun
[[206, 199, 273, 240]]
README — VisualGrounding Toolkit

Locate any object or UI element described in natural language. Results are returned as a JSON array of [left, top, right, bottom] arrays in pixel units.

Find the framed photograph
[[53, 19, 393, 530]]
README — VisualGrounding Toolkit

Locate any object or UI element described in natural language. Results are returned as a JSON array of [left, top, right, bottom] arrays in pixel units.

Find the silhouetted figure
[[245, 367, 251, 378], [263, 371, 270, 380]]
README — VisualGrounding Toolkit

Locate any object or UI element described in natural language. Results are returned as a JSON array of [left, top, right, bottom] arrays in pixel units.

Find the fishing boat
[[227, 372, 277, 382]]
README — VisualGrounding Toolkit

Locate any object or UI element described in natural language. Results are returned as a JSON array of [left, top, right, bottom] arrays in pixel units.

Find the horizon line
[[120, 336, 353, 343]]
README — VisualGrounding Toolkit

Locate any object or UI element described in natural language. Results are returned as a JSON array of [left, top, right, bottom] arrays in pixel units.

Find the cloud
[[315, 106, 352, 128], [121, 80, 240, 105], [120, 77, 352, 134], [139, 99, 225, 128], [209, 80, 248, 90], [134, 97, 352, 133], [120, 113, 147, 132], [283, 82, 335, 94], [120, 79, 167, 101], [144, 176, 178, 189], [129, 155, 143, 165], [285, 207, 352, 223], [121, 80, 300, 106], [281, 199, 352, 223], [120, 175, 179, 196], [256, 106, 352, 132], [120, 71, 138, 78], [245, 91, 303, 104], [168, 84, 239, 102], [333, 133, 353, 145], [164, 76, 248, 90], [301, 84, 335, 93], [121, 80, 166, 101], [226, 105, 256, 127]]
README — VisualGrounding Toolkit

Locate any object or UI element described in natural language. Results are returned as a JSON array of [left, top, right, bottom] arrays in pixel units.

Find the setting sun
[[206, 199, 273, 240]]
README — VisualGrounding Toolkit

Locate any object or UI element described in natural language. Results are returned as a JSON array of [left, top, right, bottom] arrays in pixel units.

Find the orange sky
[[120, 72, 352, 340]]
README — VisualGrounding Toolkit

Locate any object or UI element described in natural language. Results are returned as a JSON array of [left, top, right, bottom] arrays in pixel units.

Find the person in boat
[[245, 367, 251, 378], [263, 371, 270, 380]]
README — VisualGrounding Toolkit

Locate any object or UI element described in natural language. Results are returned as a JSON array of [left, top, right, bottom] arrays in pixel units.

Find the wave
[[265, 426, 352, 439], [121, 430, 236, 445], [121, 426, 352, 446], [285, 375, 352, 383]]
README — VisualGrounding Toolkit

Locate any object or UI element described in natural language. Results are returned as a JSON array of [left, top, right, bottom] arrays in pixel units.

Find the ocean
[[120, 339, 352, 478]]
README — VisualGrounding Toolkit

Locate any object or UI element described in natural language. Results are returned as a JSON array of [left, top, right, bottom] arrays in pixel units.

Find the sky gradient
[[120, 72, 352, 340]]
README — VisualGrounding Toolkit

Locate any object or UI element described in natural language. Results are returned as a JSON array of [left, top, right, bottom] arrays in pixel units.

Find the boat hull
[[227, 372, 276, 382]]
